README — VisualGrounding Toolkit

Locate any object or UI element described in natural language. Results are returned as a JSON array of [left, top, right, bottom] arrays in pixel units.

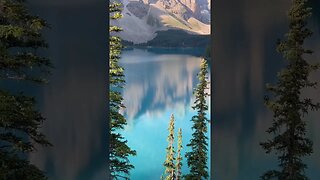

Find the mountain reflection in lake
[[119, 48, 211, 179]]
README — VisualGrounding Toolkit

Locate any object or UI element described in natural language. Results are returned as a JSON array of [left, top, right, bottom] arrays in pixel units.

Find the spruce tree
[[160, 174, 165, 180], [163, 114, 176, 180], [175, 128, 183, 180], [185, 58, 210, 180], [109, 1, 136, 179], [261, 0, 320, 179], [0, 0, 52, 179]]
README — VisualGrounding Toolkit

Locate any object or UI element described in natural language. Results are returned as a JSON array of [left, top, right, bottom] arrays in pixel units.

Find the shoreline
[[123, 46, 206, 50], [122, 46, 211, 60]]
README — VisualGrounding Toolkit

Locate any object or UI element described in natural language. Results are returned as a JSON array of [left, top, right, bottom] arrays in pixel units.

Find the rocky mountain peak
[[115, 0, 210, 44]]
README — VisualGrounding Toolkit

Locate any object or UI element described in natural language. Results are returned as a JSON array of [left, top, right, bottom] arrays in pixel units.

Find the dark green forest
[[0, 0, 52, 179], [123, 30, 210, 48]]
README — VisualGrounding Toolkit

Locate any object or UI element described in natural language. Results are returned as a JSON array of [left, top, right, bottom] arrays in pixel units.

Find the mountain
[[112, 0, 210, 44]]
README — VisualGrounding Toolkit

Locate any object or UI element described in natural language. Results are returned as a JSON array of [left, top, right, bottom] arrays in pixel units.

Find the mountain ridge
[[112, 0, 210, 44]]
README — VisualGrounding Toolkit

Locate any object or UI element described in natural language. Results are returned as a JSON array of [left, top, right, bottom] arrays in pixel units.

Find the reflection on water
[[120, 48, 205, 120], [213, 0, 320, 179], [119, 48, 211, 179]]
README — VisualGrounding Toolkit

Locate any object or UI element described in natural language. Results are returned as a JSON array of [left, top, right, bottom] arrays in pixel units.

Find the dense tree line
[[109, 2, 136, 179]]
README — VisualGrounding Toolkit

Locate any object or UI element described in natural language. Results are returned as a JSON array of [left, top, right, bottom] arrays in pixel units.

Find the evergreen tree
[[160, 174, 165, 180], [175, 128, 183, 180], [185, 58, 210, 180], [0, 0, 52, 179], [261, 0, 319, 179], [163, 114, 176, 180], [109, 1, 136, 179]]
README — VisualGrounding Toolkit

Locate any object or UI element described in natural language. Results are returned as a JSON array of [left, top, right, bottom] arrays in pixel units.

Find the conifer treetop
[[261, 0, 320, 179]]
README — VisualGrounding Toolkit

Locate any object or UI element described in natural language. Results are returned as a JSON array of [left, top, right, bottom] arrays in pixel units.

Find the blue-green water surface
[[119, 48, 211, 179]]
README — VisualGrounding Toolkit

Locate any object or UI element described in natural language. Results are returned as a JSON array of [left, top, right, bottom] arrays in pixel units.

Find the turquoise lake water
[[119, 48, 211, 179]]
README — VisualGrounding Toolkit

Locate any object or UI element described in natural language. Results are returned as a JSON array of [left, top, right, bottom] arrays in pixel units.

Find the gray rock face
[[126, 1, 150, 19], [193, 0, 210, 24], [125, 0, 210, 24], [179, 0, 196, 12], [158, 0, 193, 19], [115, 0, 210, 44]]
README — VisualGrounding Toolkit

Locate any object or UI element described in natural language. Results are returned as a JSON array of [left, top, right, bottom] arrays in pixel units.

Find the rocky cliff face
[[111, 0, 210, 44]]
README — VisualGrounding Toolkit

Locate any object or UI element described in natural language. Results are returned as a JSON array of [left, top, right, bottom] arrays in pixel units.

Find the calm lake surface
[[6, 1, 319, 179], [119, 48, 211, 180]]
